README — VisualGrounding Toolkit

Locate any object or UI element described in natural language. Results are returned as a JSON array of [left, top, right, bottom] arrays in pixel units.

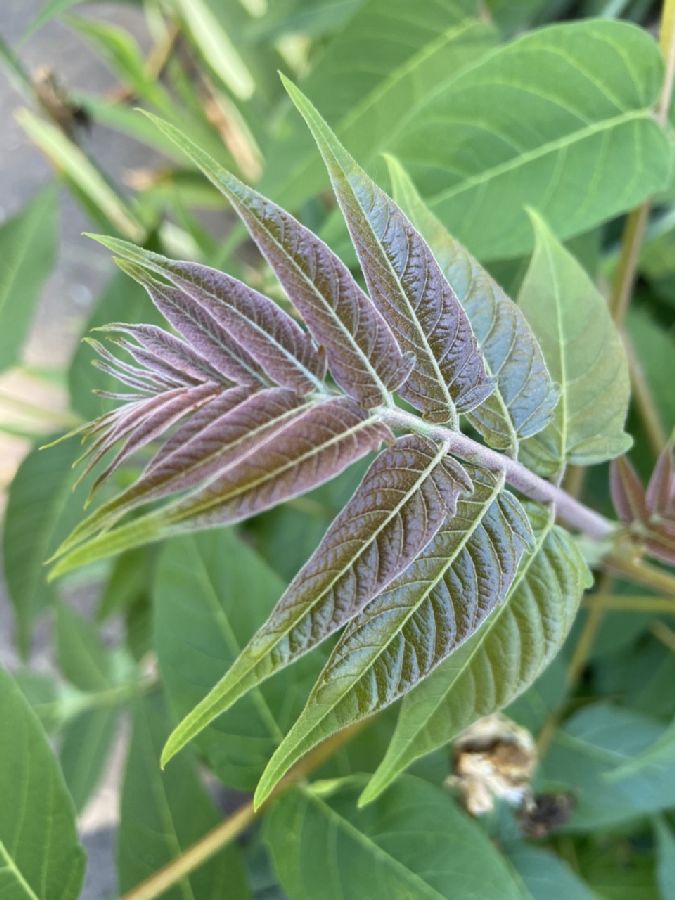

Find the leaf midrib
[[167, 406, 380, 525], [279, 17, 482, 197], [305, 790, 446, 900], [0, 839, 40, 900], [430, 109, 652, 208], [191, 547, 284, 742]]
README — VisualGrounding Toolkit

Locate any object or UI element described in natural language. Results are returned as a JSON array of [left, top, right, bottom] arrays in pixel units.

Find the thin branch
[[652, 619, 675, 653], [378, 407, 614, 541], [583, 594, 675, 613], [604, 554, 675, 597], [625, 333, 667, 455], [120, 722, 365, 900]]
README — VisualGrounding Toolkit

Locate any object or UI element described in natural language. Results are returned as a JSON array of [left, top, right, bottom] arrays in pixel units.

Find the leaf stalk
[[377, 407, 615, 541]]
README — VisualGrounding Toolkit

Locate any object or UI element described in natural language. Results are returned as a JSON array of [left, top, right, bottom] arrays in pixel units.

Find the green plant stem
[[605, 554, 675, 597], [625, 334, 667, 454], [119, 722, 365, 900], [378, 407, 614, 540], [583, 594, 675, 613], [652, 619, 675, 652]]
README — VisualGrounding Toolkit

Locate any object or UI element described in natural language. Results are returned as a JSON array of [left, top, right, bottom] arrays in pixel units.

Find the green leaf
[[386, 19, 671, 259], [655, 817, 675, 900], [118, 693, 250, 899], [55, 603, 111, 692], [385, 156, 558, 452], [256, 468, 532, 808], [518, 211, 631, 475], [154, 529, 321, 789], [171, 0, 256, 100], [16, 110, 144, 240], [160, 437, 471, 768], [363, 503, 590, 805], [261, 0, 494, 207], [540, 703, 675, 830], [627, 306, 675, 434], [607, 717, 675, 780], [2, 438, 91, 654], [284, 76, 494, 426], [20, 0, 85, 41], [0, 665, 86, 900], [264, 776, 524, 900], [0, 187, 57, 372], [277, 20, 670, 260], [504, 844, 595, 900], [59, 707, 119, 812]]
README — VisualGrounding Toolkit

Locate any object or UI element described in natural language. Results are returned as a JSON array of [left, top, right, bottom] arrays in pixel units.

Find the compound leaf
[[362, 503, 590, 805], [256, 467, 532, 807]]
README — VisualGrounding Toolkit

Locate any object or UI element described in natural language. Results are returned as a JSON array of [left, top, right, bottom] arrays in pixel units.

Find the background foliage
[[1, 1, 675, 898]]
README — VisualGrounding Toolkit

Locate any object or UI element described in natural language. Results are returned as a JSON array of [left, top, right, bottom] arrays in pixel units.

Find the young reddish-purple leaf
[[160, 435, 472, 765], [644, 529, 675, 567], [254, 467, 532, 806], [116, 259, 268, 387], [98, 323, 230, 386], [59, 386, 300, 552], [82, 382, 220, 493], [610, 456, 648, 524], [91, 236, 326, 394], [137, 112, 412, 408], [283, 77, 493, 426], [50, 398, 391, 577], [646, 441, 674, 517]]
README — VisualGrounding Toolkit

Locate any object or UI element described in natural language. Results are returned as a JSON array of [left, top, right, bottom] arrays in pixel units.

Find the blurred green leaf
[[118, 693, 250, 899], [55, 602, 111, 692], [0, 186, 57, 372], [60, 706, 119, 812], [0, 665, 86, 899], [154, 529, 321, 789], [541, 704, 675, 829], [262, 0, 493, 205], [3, 438, 90, 655], [627, 306, 675, 431], [280, 19, 671, 261], [504, 844, 595, 899], [655, 817, 675, 900], [519, 211, 631, 475], [16, 109, 145, 240], [265, 776, 523, 900]]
